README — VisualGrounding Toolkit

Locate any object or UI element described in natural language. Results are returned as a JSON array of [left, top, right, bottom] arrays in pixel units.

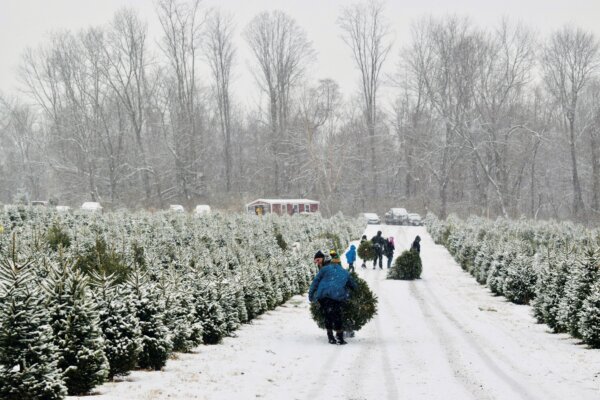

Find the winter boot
[[336, 331, 347, 345], [327, 330, 337, 344]]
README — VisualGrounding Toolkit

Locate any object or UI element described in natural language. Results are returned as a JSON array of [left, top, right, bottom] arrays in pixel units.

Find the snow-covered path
[[71, 225, 600, 400]]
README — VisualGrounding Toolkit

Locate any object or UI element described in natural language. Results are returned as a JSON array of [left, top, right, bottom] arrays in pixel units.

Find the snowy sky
[[1, 0, 600, 104]]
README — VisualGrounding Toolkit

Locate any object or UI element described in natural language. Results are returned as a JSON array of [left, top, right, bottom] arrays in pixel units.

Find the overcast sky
[[1, 0, 600, 104]]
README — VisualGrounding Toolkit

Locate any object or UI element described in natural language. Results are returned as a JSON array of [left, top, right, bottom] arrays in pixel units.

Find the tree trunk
[[569, 117, 584, 213]]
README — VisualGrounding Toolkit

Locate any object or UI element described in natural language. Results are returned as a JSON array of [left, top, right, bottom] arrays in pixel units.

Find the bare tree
[[542, 26, 600, 214], [205, 9, 235, 192], [244, 10, 314, 194], [467, 20, 538, 217], [156, 0, 206, 202], [103, 8, 154, 202], [338, 0, 392, 196]]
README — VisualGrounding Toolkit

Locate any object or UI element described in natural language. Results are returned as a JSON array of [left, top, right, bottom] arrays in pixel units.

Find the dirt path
[[70, 226, 600, 400]]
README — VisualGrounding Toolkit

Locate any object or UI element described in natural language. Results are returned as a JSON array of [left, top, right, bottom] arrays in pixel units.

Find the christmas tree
[[43, 261, 109, 395], [310, 272, 377, 332], [0, 258, 67, 400], [388, 250, 422, 280]]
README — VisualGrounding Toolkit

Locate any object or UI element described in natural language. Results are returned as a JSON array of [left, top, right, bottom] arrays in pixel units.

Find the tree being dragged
[[388, 249, 422, 280], [0, 258, 67, 400]]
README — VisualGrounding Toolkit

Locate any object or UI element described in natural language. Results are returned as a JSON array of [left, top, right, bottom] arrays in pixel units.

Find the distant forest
[[1, 0, 600, 222]]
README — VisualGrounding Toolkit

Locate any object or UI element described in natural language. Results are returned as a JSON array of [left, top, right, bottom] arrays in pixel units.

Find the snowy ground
[[70, 225, 600, 400]]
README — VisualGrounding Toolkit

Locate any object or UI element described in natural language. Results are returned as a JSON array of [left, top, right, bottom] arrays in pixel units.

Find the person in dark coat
[[310, 250, 357, 344], [384, 237, 395, 268], [359, 235, 368, 268], [345, 244, 357, 272], [371, 231, 386, 269], [411, 235, 421, 253]]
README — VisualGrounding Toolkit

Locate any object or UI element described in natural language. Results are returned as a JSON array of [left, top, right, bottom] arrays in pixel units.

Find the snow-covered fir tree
[[42, 261, 109, 395], [0, 258, 67, 400], [91, 273, 142, 378], [126, 268, 172, 370]]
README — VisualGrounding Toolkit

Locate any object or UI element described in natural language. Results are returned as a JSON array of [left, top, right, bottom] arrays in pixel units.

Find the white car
[[361, 212, 380, 224], [194, 204, 211, 215], [81, 202, 103, 213], [408, 213, 423, 226], [55, 205, 71, 213], [169, 204, 185, 213]]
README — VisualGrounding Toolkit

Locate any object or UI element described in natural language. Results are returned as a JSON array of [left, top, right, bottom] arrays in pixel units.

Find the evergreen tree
[[193, 279, 228, 345], [532, 250, 570, 331], [578, 280, 600, 347], [388, 250, 422, 280], [91, 273, 142, 378], [556, 248, 600, 337], [43, 261, 109, 395], [0, 259, 67, 400], [158, 272, 203, 353], [311, 272, 377, 331], [502, 253, 537, 305], [126, 269, 172, 370]]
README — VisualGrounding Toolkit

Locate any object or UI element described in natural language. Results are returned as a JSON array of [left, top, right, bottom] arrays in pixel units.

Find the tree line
[[1, 0, 600, 222]]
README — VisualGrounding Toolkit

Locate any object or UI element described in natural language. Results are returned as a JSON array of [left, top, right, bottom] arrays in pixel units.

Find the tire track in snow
[[410, 279, 549, 400], [370, 270, 401, 400], [415, 278, 555, 400], [407, 281, 496, 400]]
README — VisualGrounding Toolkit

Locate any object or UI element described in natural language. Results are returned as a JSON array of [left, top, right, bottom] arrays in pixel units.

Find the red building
[[245, 199, 320, 216]]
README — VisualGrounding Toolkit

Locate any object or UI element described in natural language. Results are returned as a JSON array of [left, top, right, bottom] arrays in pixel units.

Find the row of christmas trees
[[0, 207, 363, 399], [425, 214, 600, 348]]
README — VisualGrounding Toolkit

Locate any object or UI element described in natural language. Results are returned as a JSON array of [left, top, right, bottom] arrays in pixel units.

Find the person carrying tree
[[309, 250, 357, 344], [359, 235, 368, 268], [371, 231, 386, 269]]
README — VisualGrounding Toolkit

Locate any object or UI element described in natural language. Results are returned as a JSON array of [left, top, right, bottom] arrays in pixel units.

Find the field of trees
[[426, 213, 600, 348], [0, 206, 362, 398], [1, 0, 600, 222]]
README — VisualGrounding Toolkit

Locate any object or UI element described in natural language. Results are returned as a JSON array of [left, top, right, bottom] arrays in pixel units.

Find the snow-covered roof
[[245, 198, 319, 207]]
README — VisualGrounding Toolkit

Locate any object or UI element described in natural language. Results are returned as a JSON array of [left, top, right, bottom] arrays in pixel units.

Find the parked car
[[31, 200, 48, 207], [361, 212, 380, 224], [194, 204, 211, 216], [55, 205, 71, 213], [169, 204, 185, 213], [81, 202, 103, 213], [384, 208, 409, 225], [408, 213, 423, 226]]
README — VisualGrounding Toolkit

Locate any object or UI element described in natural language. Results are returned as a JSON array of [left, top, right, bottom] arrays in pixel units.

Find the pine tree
[[556, 248, 600, 337], [388, 250, 422, 280], [578, 280, 600, 347], [311, 272, 377, 332], [158, 272, 202, 353], [126, 268, 172, 370], [502, 253, 537, 305], [193, 279, 228, 345], [532, 249, 570, 331], [0, 259, 67, 400], [91, 273, 142, 378], [43, 261, 109, 395]]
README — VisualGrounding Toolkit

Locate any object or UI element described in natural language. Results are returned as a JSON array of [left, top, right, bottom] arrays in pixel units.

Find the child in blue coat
[[346, 244, 357, 272]]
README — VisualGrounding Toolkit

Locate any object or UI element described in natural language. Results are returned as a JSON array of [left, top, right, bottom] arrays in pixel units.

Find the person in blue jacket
[[309, 250, 357, 344], [346, 244, 357, 272]]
